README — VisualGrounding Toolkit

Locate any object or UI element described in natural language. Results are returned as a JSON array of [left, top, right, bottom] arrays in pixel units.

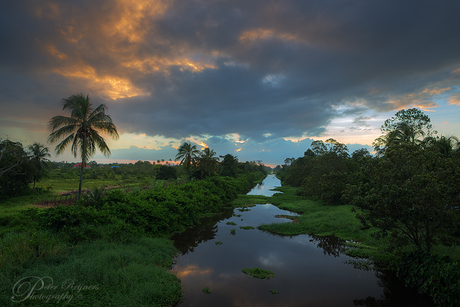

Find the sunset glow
[[1, 0, 459, 166]]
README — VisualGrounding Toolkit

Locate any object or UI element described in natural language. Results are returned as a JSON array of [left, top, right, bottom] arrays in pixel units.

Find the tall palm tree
[[175, 142, 200, 183], [198, 147, 219, 179], [48, 93, 119, 200], [27, 143, 51, 189]]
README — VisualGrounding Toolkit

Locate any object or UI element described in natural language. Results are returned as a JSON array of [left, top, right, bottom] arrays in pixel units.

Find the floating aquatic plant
[[241, 267, 274, 279]]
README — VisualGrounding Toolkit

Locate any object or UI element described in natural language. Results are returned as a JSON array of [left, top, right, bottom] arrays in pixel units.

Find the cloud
[[448, 93, 460, 106], [1, 0, 460, 165]]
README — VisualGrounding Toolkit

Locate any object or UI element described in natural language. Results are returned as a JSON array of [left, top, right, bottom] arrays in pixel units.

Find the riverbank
[[0, 172, 266, 306], [258, 185, 460, 265], [257, 186, 389, 262], [255, 184, 459, 307]]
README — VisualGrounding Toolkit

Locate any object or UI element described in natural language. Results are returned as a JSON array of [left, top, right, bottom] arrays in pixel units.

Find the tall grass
[[0, 237, 181, 306]]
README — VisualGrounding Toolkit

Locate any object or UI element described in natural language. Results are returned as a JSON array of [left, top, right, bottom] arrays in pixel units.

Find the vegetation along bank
[[266, 108, 459, 307]]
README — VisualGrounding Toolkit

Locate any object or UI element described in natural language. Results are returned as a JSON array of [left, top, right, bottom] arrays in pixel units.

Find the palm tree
[[27, 143, 51, 189], [48, 93, 119, 200], [198, 147, 219, 179], [423, 135, 460, 158], [175, 142, 200, 183]]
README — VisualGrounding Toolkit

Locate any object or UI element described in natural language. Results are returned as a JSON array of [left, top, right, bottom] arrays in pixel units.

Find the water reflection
[[170, 175, 434, 307], [172, 207, 233, 255], [353, 271, 434, 307], [246, 174, 281, 196], [310, 235, 347, 257]]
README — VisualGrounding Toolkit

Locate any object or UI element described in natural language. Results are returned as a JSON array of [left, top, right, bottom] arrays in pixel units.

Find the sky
[[1, 0, 459, 167]]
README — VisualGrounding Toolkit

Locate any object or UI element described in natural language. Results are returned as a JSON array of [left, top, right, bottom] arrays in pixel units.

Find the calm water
[[171, 175, 433, 307]]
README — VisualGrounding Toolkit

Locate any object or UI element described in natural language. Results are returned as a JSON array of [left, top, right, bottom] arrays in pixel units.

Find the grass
[[35, 178, 122, 193], [260, 186, 388, 261], [239, 226, 255, 230], [226, 221, 237, 225], [241, 267, 274, 279], [269, 289, 279, 294], [202, 287, 212, 294], [0, 236, 182, 306]]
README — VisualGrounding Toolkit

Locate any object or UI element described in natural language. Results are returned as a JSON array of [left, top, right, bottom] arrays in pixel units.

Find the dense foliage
[[20, 172, 265, 244], [276, 108, 460, 305], [0, 140, 35, 198], [397, 251, 460, 307]]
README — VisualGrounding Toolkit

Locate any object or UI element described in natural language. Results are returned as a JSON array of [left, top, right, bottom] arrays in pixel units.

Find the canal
[[171, 175, 433, 306]]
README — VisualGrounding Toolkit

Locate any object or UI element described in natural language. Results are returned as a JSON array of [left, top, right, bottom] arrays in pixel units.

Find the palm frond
[[55, 134, 75, 156]]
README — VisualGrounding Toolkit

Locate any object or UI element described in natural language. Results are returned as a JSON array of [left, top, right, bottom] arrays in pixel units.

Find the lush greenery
[[0, 235, 181, 307], [1, 147, 267, 306], [241, 267, 275, 279], [0, 140, 40, 198], [275, 108, 460, 306]]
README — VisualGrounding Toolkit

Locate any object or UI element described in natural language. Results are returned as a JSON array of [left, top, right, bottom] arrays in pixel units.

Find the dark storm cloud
[[1, 0, 460, 143]]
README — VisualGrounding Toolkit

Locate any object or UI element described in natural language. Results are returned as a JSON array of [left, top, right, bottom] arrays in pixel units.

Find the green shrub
[[397, 251, 460, 307]]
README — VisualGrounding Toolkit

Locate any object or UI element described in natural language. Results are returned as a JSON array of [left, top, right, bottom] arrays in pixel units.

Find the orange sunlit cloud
[[448, 94, 460, 106], [422, 87, 451, 96], [38, 0, 218, 100]]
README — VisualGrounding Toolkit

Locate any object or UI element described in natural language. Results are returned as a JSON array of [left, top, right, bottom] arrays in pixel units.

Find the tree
[[175, 142, 200, 183], [350, 144, 458, 252], [0, 140, 34, 197], [0, 139, 23, 178], [423, 135, 460, 158], [374, 108, 436, 155], [310, 139, 349, 158], [27, 142, 51, 189], [48, 93, 119, 200], [197, 147, 219, 179], [219, 154, 239, 177]]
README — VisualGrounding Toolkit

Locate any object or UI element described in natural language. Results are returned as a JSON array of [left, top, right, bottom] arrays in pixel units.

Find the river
[[170, 174, 433, 307]]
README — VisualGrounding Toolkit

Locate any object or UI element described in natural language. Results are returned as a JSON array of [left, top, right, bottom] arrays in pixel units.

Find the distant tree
[[156, 165, 177, 180], [48, 93, 119, 200], [373, 108, 436, 155], [27, 142, 51, 189], [304, 149, 316, 157], [0, 139, 23, 178], [219, 154, 239, 177], [0, 140, 34, 197], [175, 142, 200, 183], [310, 139, 349, 158], [197, 147, 219, 179]]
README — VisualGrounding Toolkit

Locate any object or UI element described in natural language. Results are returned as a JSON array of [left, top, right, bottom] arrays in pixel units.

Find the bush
[[397, 251, 460, 307]]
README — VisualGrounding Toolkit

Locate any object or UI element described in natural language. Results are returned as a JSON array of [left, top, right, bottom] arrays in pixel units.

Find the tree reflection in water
[[171, 206, 233, 255], [353, 271, 434, 307]]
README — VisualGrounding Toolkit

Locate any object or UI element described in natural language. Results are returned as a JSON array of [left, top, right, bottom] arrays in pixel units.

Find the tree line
[[0, 93, 269, 200], [277, 108, 460, 252]]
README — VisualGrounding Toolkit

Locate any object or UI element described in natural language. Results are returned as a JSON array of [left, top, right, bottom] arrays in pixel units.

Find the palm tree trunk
[[78, 163, 83, 201]]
